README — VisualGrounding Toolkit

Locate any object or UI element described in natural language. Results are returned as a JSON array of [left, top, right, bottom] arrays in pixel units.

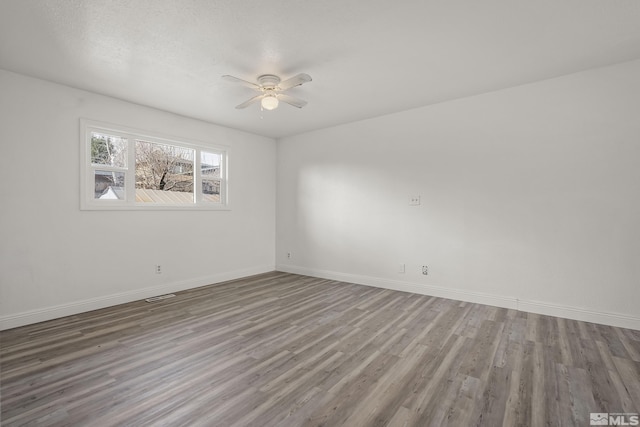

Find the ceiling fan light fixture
[[223, 73, 311, 110], [261, 94, 279, 110]]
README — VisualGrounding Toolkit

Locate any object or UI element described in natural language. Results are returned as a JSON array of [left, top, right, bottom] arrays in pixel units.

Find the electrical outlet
[[409, 195, 421, 206], [398, 263, 405, 273], [422, 265, 428, 275], [287, 252, 292, 259], [156, 265, 162, 274]]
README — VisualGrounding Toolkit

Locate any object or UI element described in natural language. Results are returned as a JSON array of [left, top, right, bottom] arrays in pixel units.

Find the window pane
[[201, 151, 221, 178], [91, 133, 127, 168], [94, 170, 125, 199], [135, 140, 195, 204], [202, 179, 221, 203]]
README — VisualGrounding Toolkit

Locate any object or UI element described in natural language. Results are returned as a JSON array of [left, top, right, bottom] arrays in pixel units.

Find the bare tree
[[91, 134, 127, 167], [135, 141, 194, 192], [91, 134, 127, 196]]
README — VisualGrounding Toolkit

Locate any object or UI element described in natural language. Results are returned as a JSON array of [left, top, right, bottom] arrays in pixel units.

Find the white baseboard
[[0, 265, 274, 331], [515, 299, 640, 331], [4, 264, 637, 331], [276, 264, 640, 331]]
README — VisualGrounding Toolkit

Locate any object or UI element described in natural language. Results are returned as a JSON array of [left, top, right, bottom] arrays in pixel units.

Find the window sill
[[80, 203, 231, 211]]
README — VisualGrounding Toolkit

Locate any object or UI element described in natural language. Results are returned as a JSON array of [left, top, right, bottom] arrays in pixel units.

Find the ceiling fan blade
[[235, 94, 264, 109], [278, 73, 312, 90], [222, 75, 260, 89], [278, 94, 308, 108]]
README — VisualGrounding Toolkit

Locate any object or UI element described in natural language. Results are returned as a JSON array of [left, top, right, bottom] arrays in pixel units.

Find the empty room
[[1, 1, 639, 426]]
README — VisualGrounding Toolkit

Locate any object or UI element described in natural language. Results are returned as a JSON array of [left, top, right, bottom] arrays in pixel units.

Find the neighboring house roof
[[94, 170, 122, 182], [99, 186, 125, 200], [135, 188, 195, 204], [99, 186, 219, 203]]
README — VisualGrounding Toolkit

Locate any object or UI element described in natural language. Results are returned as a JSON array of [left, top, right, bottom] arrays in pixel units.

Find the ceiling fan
[[222, 73, 312, 110]]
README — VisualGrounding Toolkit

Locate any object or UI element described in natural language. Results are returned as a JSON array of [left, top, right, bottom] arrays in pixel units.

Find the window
[[81, 120, 228, 210]]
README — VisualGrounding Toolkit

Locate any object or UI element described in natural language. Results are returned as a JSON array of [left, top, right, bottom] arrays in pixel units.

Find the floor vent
[[145, 294, 176, 303]]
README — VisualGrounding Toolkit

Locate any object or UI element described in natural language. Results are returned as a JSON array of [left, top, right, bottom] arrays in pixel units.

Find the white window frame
[[80, 119, 229, 210]]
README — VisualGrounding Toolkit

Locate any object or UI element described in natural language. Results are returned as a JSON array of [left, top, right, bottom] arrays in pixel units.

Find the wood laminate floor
[[1, 272, 639, 426]]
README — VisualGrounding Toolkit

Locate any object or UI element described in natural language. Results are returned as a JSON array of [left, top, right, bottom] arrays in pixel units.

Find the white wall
[[0, 70, 276, 329], [3, 59, 639, 331], [276, 60, 640, 330]]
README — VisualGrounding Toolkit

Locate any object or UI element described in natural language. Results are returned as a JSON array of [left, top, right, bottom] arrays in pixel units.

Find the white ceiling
[[2, 0, 640, 139]]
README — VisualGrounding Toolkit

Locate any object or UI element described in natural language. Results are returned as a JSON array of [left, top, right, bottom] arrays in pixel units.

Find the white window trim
[[80, 119, 230, 211]]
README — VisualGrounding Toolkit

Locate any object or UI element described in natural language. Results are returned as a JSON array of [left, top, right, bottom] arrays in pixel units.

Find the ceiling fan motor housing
[[258, 74, 281, 89]]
